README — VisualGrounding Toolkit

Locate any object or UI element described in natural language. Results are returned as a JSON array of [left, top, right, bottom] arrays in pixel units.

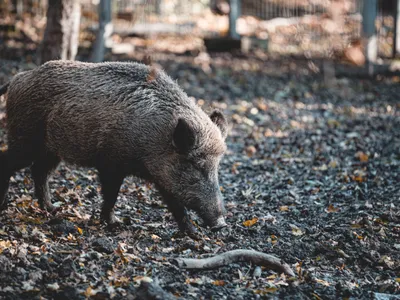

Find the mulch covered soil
[[0, 53, 399, 299]]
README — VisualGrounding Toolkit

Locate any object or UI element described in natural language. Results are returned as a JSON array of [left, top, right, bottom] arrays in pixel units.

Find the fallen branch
[[173, 249, 295, 277]]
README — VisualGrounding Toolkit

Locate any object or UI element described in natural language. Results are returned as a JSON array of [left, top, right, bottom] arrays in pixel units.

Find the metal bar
[[362, 0, 378, 75], [90, 0, 112, 62], [394, 0, 400, 57], [229, 0, 241, 39]]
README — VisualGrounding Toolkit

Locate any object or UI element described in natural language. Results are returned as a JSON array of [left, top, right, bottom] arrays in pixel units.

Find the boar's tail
[[0, 83, 9, 96]]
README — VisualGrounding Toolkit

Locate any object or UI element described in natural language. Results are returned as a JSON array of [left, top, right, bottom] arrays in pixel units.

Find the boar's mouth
[[209, 216, 227, 231], [195, 209, 227, 231]]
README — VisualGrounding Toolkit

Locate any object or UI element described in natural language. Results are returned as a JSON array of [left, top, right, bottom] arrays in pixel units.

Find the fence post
[[362, 0, 378, 75], [394, 0, 400, 57], [229, 0, 241, 39], [90, 0, 113, 62]]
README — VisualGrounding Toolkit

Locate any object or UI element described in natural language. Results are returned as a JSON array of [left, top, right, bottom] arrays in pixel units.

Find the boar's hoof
[[179, 225, 201, 240], [0, 199, 8, 211], [42, 203, 57, 213], [101, 212, 122, 228], [210, 216, 227, 232], [178, 220, 198, 237]]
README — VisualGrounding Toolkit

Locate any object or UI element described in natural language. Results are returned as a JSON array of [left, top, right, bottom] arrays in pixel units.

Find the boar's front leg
[[169, 203, 198, 235], [98, 171, 124, 225], [31, 153, 60, 212], [159, 190, 197, 235]]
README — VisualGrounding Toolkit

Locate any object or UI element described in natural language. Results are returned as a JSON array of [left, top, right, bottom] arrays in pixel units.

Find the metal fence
[[0, 0, 397, 60]]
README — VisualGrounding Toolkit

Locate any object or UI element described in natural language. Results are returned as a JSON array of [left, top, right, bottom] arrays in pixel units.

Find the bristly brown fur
[[0, 60, 229, 233], [146, 65, 158, 82]]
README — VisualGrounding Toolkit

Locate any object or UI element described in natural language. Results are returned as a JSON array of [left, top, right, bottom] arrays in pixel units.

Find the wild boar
[[0, 60, 228, 234]]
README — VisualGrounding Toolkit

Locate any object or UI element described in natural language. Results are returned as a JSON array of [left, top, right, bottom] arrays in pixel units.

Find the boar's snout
[[210, 216, 227, 231], [200, 191, 227, 231]]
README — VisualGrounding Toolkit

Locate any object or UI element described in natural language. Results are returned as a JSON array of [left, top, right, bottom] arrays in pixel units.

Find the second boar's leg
[[0, 150, 33, 209], [167, 201, 197, 235], [98, 171, 124, 225], [160, 192, 197, 234], [31, 153, 60, 212]]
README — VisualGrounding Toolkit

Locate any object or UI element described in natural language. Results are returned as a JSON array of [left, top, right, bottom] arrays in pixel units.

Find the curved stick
[[173, 249, 295, 277]]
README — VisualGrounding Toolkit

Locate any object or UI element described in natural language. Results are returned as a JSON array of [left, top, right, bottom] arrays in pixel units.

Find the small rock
[[136, 280, 176, 300], [56, 286, 83, 300], [49, 219, 77, 235], [92, 237, 114, 254], [374, 292, 399, 300], [57, 258, 76, 277], [47, 282, 60, 291], [0, 255, 12, 272], [253, 266, 262, 278], [21, 280, 35, 291], [37, 256, 52, 271], [29, 270, 43, 281]]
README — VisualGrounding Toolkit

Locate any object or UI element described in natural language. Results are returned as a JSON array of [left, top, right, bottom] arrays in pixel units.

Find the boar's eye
[[173, 118, 196, 154]]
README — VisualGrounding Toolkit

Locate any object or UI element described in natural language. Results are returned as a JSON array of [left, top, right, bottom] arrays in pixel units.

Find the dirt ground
[[0, 51, 399, 299]]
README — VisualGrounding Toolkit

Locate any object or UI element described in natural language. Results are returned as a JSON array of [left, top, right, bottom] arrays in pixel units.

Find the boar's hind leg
[[98, 171, 124, 225], [0, 150, 33, 209], [31, 153, 60, 212]]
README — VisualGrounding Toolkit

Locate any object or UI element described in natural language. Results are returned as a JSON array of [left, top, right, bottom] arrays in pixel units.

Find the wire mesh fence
[[0, 0, 398, 61]]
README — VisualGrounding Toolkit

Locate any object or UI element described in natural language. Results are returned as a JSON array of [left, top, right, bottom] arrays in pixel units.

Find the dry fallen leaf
[[84, 286, 94, 298], [133, 276, 152, 284], [355, 151, 369, 162], [185, 278, 203, 285], [353, 232, 364, 240], [151, 234, 161, 241], [243, 218, 258, 227], [47, 282, 60, 291], [328, 160, 338, 168], [76, 227, 83, 235], [291, 226, 304, 236], [327, 119, 340, 128], [279, 206, 289, 212], [270, 234, 278, 245], [314, 278, 330, 286], [254, 287, 278, 295], [231, 162, 241, 174], [0, 240, 12, 254], [212, 280, 225, 286], [295, 261, 303, 277], [113, 276, 130, 287], [352, 175, 364, 183], [326, 204, 339, 213], [245, 145, 257, 157], [312, 293, 322, 300]]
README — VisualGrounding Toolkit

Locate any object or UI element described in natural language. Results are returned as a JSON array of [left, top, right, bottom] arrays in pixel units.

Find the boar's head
[[155, 110, 228, 231]]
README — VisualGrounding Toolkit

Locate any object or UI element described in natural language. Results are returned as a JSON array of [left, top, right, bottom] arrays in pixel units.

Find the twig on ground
[[173, 249, 295, 277]]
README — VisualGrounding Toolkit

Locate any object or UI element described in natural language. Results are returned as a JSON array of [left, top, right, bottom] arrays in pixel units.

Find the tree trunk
[[37, 0, 81, 64]]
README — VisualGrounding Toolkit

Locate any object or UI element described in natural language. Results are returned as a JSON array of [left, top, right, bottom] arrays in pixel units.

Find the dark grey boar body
[[0, 60, 228, 234]]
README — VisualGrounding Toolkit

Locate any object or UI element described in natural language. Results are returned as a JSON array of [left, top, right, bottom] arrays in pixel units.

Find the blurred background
[[0, 0, 399, 70], [0, 3, 399, 299]]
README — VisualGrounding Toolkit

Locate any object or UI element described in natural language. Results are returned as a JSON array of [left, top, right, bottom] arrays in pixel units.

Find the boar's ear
[[210, 110, 228, 139], [173, 118, 196, 153]]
